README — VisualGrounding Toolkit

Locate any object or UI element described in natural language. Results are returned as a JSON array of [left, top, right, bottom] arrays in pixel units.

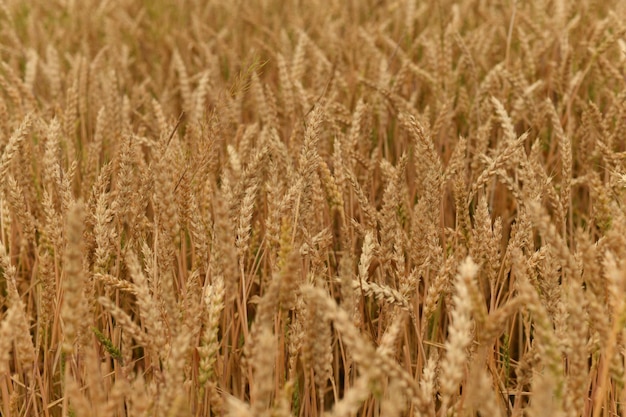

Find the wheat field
[[1, 0, 626, 416]]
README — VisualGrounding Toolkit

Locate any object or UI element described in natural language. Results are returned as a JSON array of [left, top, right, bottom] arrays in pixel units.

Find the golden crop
[[1, 1, 626, 416]]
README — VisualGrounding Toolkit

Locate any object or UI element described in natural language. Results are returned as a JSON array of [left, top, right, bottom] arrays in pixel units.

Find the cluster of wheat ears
[[1, 0, 626, 416]]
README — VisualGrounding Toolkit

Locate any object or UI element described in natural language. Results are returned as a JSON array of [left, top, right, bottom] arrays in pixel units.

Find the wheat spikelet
[[0, 114, 32, 179], [0, 247, 35, 372], [94, 273, 136, 294], [93, 190, 116, 272], [291, 32, 308, 84], [226, 395, 254, 417], [113, 134, 138, 224], [465, 362, 503, 417], [419, 349, 438, 412], [4, 175, 36, 248], [63, 73, 78, 139], [277, 53, 295, 119], [43, 44, 61, 97], [126, 250, 167, 355], [235, 180, 258, 263], [422, 254, 456, 327], [191, 70, 211, 124], [358, 231, 375, 282], [343, 166, 378, 229], [528, 200, 578, 281], [328, 366, 380, 417], [544, 99, 573, 233], [562, 280, 589, 416], [250, 328, 276, 416], [277, 228, 300, 311], [153, 149, 181, 253], [400, 113, 443, 224], [470, 196, 502, 310], [159, 329, 193, 416], [1, 62, 36, 113], [0, 73, 23, 118], [23, 48, 38, 91], [64, 366, 92, 416], [439, 257, 478, 414], [173, 49, 192, 112], [0, 303, 20, 375], [340, 277, 410, 311], [318, 158, 344, 217], [61, 201, 88, 353], [303, 283, 333, 407], [379, 155, 406, 262], [514, 251, 565, 402], [198, 275, 225, 386]]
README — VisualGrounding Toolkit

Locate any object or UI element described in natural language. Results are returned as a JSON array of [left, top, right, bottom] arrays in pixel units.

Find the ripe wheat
[[1, 1, 626, 416]]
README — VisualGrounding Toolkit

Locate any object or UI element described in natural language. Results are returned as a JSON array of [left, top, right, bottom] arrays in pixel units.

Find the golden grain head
[[1, 1, 625, 416]]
